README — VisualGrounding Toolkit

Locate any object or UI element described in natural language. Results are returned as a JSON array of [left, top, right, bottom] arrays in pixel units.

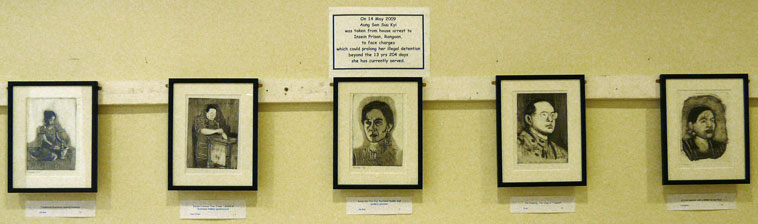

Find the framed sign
[[329, 7, 430, 77], [169, 79, 258, 190], [333, 77, 422, 189], [660, 74, 749, 185], [8, 81, 98, 193], [496, 75, 586, 187]]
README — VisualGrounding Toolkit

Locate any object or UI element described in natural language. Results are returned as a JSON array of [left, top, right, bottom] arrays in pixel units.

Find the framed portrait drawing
[[169, 79, 258, 190], [660, 74, 749, 185], [8, 81, 98, 193], [333, 77, 422, 189], [496, 75, 586, 187]]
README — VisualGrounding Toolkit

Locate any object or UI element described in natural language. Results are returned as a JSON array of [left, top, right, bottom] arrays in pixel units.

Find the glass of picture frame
[[333, 77, 422, 189], [168, 78, 258, 190], [496, 75, 587, 187], [8, 81, 98, 193], [660, 74, 750, 185]]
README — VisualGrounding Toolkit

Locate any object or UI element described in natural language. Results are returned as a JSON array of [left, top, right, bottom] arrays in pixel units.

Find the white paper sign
[[346, 197, 412, 215], [329, 7, 430, 77], [26, 200, 96, 217], [180, 200, 245, 219], [667, 193, 736, 210], [510, 196, 575, 213]]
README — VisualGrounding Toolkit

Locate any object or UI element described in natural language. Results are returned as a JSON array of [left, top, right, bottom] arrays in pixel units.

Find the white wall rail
[[0, 75, 753, 105]]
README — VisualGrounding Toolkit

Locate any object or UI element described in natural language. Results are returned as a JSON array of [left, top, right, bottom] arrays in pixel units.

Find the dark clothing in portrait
[[29, 123, 71, 161], [353, 139, 402, 166], [517, 130, 568, 163], [192, 115, 229, 168], [681, 138, 726, 161]]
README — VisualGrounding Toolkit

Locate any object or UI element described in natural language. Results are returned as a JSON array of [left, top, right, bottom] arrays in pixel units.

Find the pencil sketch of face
[[688, 108, 715, 139], [352, 95, 403, 167], [363, 103, 394, 143], [46, 113, 56, 125], [526, 101, 556, 135], [206, 107, 217, 120], [680, 95, 727, 161]]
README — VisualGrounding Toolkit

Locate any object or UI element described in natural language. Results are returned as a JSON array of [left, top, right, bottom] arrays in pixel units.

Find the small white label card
[[346, 197, 412, 215], [510, 196, 575, 213], [180, 200, 245, 219], [667, 193, 736, 211], [26, 200, 96, 217], [329, 7, 430, 77]]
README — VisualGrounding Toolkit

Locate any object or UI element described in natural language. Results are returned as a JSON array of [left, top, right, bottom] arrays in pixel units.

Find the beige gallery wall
[[1, 0, 757, 223]]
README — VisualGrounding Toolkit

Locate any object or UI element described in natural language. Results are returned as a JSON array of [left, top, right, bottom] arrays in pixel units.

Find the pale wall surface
[[1, 0, 757, 223]]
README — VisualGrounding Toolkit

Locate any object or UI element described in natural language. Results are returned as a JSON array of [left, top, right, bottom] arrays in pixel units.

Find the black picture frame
[[496, 75, 587, 187], [168, 78, 258, 191], [660, 74, 750, 185], [8, 81, 98, 193], [333, 77, 423, 189]]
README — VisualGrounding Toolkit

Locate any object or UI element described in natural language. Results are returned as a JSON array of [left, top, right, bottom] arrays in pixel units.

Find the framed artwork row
[[5, 74, 750, 193]]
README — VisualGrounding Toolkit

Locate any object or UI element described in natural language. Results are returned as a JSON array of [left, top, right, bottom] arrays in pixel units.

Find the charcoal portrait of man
[[516, 93, 569, 164]]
